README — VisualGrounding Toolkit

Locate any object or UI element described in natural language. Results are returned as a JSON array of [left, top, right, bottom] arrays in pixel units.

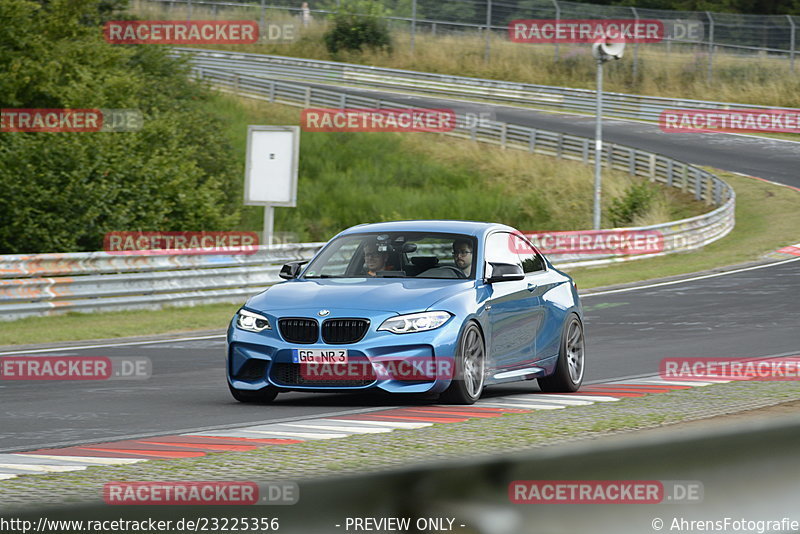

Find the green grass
[[131, 1, 800, 109], [0, 304, 237, 347], [212, 96, 700, 241], [570, 171, 800, 289]]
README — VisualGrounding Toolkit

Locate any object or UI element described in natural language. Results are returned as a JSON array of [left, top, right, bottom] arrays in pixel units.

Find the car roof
[[335, 220, 516, 238]]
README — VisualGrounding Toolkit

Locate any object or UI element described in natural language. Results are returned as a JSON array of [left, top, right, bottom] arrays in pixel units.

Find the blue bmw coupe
[[227, 220, 584, 404]]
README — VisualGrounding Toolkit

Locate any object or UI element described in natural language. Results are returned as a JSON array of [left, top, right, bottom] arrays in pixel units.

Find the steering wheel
[[440, 266, 468, 279]]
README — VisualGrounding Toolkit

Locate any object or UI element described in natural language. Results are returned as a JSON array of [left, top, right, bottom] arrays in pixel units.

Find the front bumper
[[226, 308, 463, 395]]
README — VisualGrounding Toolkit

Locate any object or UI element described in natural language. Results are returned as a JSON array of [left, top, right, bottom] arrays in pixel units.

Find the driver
[[363, 240, 389, 277], [452, 239, 473, 277]]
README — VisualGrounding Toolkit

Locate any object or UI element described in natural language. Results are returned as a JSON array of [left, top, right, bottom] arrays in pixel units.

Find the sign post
[[244, 126, 300, 246]]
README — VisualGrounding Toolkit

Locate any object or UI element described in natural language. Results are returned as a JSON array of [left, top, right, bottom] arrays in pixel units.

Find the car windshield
[[303, 232, 477, 279]]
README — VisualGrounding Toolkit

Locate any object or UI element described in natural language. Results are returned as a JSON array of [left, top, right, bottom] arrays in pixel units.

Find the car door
[[483, 231, 541, 373], [513, 233, 557, 366]]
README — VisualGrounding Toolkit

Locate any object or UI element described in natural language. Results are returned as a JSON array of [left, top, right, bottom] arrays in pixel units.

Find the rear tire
[[440, 322, 485, 405], [229, 383, 279, 403], [537, 314, 585, 393]]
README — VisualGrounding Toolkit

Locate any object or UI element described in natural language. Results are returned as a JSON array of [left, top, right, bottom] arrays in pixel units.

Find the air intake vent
[[278, 318, 318, 344], [322, 319, 370, 344]]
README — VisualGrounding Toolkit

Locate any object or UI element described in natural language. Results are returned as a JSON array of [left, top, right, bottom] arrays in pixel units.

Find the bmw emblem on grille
[[318, 309, 330, 317]]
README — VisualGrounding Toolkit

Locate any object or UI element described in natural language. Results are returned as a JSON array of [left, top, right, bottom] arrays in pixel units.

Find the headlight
[[236, 309, 271, 332], [377, 311, 452, 334]]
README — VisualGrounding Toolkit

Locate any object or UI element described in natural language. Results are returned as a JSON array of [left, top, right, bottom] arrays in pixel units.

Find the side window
[[512, 234, 546, 273], [484, 232, 523, 275]]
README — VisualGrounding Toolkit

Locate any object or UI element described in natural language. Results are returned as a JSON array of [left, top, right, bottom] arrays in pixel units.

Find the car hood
[[246, 278, 473, 315]]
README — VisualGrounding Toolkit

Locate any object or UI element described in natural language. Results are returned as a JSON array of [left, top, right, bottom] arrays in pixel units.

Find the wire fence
[[141, 0, 799, 79]]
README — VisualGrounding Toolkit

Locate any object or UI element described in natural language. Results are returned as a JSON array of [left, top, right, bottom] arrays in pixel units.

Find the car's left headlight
[[377, 311, 452, 334], [236, 309, 271, 332]]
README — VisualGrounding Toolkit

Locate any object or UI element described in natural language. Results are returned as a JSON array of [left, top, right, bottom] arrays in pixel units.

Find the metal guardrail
[[0, 61, 735, 321], [0, 244, 322, 320], [177, 48, 796, 124]]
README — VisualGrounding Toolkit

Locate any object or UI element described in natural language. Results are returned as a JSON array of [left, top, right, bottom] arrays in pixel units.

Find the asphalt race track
[[1, 71, 798, 454]]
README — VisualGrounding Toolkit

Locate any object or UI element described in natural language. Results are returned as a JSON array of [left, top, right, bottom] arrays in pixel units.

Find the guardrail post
[[234, 74, 240, 94], [788, 15, 796, 73], [485, 0, 492, 63], [628, 148, 636, 176], [340, 94, 346, 107], [706, 12, 715, 83], [631, 7, 640, 81], [432, 23, 437, 36], [694, 169, 702, 201], [706, 174, 713, 205], [260, 0, 266, 42], [187, 0, 192, 21], [529, 129, 537, 153], [648, 153, 656, 181], [500, 123, 507, 149], [552, 0, 560, 61], [268, 82, 275, 102], [682, 165, 689, 193], [667, 159, 674, 187], [410, 0, 417, 54], [582, 139, 589, 163], [556, 134, 563, 158], [305, 87, 312, 106], [606, 143, 614, 169]]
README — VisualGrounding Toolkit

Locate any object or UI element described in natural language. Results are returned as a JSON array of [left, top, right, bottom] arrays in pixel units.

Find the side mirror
[[279, 261, 306, 280], [485, 262, 525, 283]]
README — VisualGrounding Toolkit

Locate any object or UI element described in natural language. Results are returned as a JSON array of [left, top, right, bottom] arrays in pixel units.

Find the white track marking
[[279, 423, 391, 434], [203, 429, 348, 440], [480, 402, 565, 410], [0, 463, 86, 473], [326, 420, 432, 429], [13, 454, 143, 465], [496, 396, 595, 406]]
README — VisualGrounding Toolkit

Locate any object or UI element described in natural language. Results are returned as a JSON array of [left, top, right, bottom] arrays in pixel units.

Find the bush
[[607, 181, 657, 227], [323, 0, 391, 55], [0, 0, 241, 253]]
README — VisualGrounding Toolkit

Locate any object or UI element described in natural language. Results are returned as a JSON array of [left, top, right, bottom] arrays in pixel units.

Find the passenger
[[363, 240, 389, 277]]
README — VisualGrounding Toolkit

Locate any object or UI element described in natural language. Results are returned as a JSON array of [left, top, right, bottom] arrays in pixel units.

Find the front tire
[[440, 322, 485, 405], [229, 383, 279, 403], [537, 314, 585, 393]]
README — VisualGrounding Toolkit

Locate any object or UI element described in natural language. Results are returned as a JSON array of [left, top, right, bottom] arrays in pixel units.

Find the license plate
[[291, 349, 349, 364]]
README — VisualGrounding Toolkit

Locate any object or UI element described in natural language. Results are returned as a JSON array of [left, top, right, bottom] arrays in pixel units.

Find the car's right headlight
[[236, 309, 271, 332]]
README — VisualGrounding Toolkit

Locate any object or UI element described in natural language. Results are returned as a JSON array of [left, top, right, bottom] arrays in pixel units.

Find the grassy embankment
[[131, 1, 800, 108]]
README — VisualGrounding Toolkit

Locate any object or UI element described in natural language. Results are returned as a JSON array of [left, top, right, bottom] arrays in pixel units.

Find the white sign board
[[244, 126, 299, 207]]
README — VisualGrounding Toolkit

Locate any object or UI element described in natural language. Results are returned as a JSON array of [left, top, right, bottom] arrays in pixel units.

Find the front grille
[[278, 318, 318, 344], [322, 319, 370, 344], [270, 363, 376, 387], [234, 359, 267, 380]]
